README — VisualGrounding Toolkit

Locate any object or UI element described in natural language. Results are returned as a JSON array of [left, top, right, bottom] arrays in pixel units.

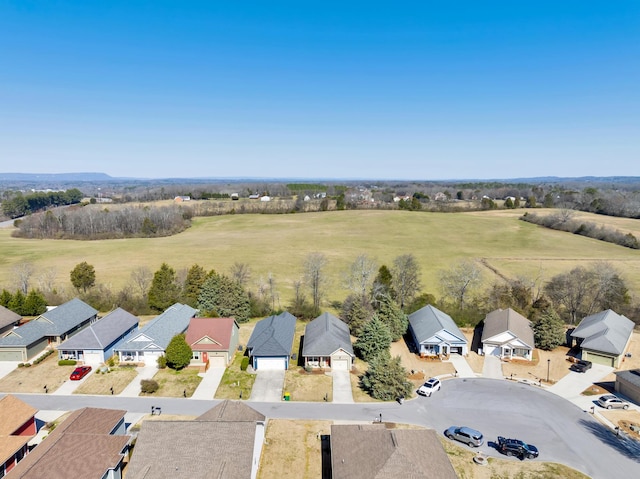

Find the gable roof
[[126, 421, 257, 479], [0, 305, 21, 330], [481, 308, 534, 348], [571, 310, 635, 356], [185, 317, 238, 352], [6, 407, 129, 479], [58, 308, 138, 350], [113, 303, 196, 352], [0, 298, 98, 348], [247, 312, 296, 357], [302, 312, 354, 357], [330, 424, 457, 479], [0, 394, 37, 436], [408, 305, 467, 344], [196, 400, 265, 422]]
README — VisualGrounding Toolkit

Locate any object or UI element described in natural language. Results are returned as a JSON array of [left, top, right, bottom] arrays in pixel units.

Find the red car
[[70, 365, 92, 380]]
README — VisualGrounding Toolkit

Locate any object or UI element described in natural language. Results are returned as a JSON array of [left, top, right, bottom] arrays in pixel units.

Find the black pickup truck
[[497, 436, 539, 460], [571, 359, 592, 373]]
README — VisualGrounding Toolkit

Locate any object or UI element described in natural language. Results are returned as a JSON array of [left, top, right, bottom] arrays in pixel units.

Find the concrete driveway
[[332, 370, 353, 403], [0, 361, 19, 381], [549, 363, 614, 403], [482, 354, 504, 379], [448, 354, 475, 378], [191, 367, 226, 400], [52, 367, 95, 395], [118, 364, 159, 397], [250, 370, 285, 402]]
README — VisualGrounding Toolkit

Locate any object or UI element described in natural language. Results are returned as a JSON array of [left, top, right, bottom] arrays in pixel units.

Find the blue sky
[[1, 1, 639, 180]]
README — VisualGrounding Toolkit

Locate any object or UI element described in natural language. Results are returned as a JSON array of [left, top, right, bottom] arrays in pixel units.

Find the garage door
[[256, 357, 286, 370], [332, 359, 349, 370], [208, 356, 227, 368], [143, 351, 162, 365], [587, 352, 615, 367], [83, 351, 103, 365], [0, 350, 23, 361]]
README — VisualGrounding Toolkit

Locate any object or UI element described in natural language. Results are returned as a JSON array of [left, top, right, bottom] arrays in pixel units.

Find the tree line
[[1, 189, 83, 219]]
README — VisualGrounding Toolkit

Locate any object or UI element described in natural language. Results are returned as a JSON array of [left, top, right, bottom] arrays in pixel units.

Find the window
[[192, 351, 201, 360]]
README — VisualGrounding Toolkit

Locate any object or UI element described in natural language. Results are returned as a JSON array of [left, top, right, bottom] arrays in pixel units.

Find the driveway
[[332, 370, 353, 403], [118, 364, 159, 397], [51, 368, 95, 395], [0, 361, 19, 381], [447, 354, 475, 378], [549, 363, 614, 403], [250, 370, 285, 402], [191, 367, 226, 400], [482, 354, 503, 379]]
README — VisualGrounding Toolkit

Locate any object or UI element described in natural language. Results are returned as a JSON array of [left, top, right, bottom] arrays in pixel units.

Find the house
[[246, 312, 296, 370], [174, 195, 191, 202], [126, 401, 265, 479], [481, 308, 534, 360], [408, 305, 468, 357], [6, 407, 130, 479], [113, 303, 197, 365], [615, 369, 640, 405], [330, 424, 457, 479], [0, 298, 98, 362], [0, 395, 37, 477], [260, 195, 271, 202], [185, 317, 240, 368], [570, 310, 634, 367], [0, 305, 21, 336], [57, 308, 139, 365], [301, 312, 354, 370]]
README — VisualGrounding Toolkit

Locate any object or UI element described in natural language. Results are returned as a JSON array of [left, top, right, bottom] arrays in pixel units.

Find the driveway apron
[[482, 355, 504, 379], [332, 370, 354, 403], [51, 368, 95, 395], [118, 364, 159, 397], [250, 370, 285, 402], [548, 364, 614, 402], [447, 354, 476, 378], [0, 361, 19, 381], [191, 366, 226, 400]]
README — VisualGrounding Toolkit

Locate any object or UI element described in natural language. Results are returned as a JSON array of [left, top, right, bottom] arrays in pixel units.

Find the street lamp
[[546, 358, 551, 383]]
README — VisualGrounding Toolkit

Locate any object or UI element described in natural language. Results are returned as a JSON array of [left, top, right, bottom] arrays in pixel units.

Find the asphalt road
[[14, 378, 640, 478]]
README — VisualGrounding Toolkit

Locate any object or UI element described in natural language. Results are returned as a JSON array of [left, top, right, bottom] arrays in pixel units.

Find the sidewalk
[[118, 364, 158, 397], [191, 366, 226, 400]]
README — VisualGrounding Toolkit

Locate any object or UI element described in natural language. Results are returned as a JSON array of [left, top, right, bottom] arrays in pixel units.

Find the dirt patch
[[284, 369, 332, 402], [461, 328, 485, 373], [74, 367, 138, 395], [258, 419, 332, 479], [600, 409, 640, 439], [0, 353, 75, 393], [148, 367, 202, 398], [390, 337, 456, 388], [501, 347, 572, 384]]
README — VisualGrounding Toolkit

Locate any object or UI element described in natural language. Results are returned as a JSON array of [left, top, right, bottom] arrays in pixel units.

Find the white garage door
[[256, 357, 286, 370], [332, 359, 349, 370], [143, 351, 162, 365], [83, 351, 103, 365], [209, 356, 227, 368]]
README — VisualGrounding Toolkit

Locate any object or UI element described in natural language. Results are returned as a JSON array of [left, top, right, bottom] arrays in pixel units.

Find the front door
[[203, 352, 208, 363]]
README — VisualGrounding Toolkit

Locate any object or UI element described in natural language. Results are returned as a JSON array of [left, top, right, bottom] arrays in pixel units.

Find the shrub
[[24, 363, 32, 367], [17, 363, 24, 368], [106, 356, 116, 367], [140, 379, 159, 394], [157, 355, 167, 369], [58, 359, 77, 366], [241, 356, 250, 371]]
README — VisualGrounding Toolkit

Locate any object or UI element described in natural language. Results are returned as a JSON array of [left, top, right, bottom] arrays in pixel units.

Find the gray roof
[[196, 400, 265, 422], [615, 369, 640, 388], [481, 308, 534, 348], [247, 312, 296, 357], [0, 298, 97, 348], [330, 424, 457, 479], [112, 303, 196, 352], [302, 312, 354, 357], [58, 308, 138, 351], [571, 310, 635, 356], [0, 305, 21, 330], [126, 421, 257, 479], [408, 305, 467, 344]]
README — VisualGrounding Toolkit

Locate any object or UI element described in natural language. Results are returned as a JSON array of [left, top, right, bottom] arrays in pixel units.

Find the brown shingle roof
[[0, 394, 37, 436], [331, 425, 457, 479], [481, 308, 534, 348], [126, 421, 257, 479], [0, 305, 21, 330], [185, 317, 237, 352], [0, 436, 31, 468], [196, 400, 266, 422]]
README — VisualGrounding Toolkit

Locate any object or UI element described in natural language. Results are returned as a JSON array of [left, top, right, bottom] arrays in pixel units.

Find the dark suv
[[571, 360, 592, 373], [497, 436, 539, 459]]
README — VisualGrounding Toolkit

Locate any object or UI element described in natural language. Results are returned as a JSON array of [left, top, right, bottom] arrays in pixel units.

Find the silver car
[[597, 394, 630, 410], [445, 426, 484, 447]]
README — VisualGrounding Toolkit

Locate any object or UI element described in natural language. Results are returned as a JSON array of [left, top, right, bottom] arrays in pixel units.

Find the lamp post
[[546, 359, 551, 383]]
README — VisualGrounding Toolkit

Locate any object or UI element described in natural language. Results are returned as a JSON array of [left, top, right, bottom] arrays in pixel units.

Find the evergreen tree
[[148, 263, 181, 312], [70, 261, 96, 293], [341, 294, 373, 337], [377, 296, 408, 341], [8, 290, 25, 315], [533, 308, 566, 351], [22, 290, 47, 316], [0, 289, 12, 308], [361, 351, 412, 401], [197, 273, 251, 323], [182, 264, 209, 307], [371, 265, 393, 305], [165, 333, 193, 370], [354, 316, 392, 362]]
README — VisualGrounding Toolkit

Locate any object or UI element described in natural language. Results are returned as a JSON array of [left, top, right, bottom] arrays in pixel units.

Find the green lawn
[[215, 352, 256, 400], [2, 209, 640, 305], [148, 367, 203, 398]]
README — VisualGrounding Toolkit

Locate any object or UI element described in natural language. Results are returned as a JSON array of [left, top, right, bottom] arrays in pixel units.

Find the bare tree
[[130, 267, 153, 297], [303, 252, 329, 315], [439, 259, 482, 310], [343, 254, 377, 302], [267, 272, 279, 311], [37, 267, 58, 294], [230, 262, 251, 287], [391, 254, 422, 309], [13, 262, 34, 294]]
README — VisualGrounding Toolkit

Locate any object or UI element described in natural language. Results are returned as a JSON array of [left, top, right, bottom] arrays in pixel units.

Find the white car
[[417, 377, 441, 396]]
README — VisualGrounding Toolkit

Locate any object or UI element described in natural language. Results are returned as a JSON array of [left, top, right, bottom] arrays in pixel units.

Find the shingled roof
[[58, 308, 138, 350], [196, 400, 265, 422], [571, 310, 634, 355], [0, 305, 21, 331], [247, 312, 296, 357], [302, 312, 354, 357], [481, 308, 534, 348], [186, 317, 237, 352], [408, 304, 466, 344]]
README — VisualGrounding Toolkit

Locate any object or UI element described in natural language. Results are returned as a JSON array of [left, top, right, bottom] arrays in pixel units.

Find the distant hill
[[0, 172, 114, 182]]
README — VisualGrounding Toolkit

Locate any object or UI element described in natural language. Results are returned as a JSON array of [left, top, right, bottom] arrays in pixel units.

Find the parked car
[[70, 365, 92, 380], [417, 377, 441, 397], [445, 426, 484, 447], [597, 394, 630, 410], [497, 436, 539, 459], [571, 360, 592, 373]]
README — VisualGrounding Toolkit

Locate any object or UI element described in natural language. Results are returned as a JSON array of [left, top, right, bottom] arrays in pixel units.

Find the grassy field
[[73, 366, 138, 395], [1, 209, 640, 306]]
